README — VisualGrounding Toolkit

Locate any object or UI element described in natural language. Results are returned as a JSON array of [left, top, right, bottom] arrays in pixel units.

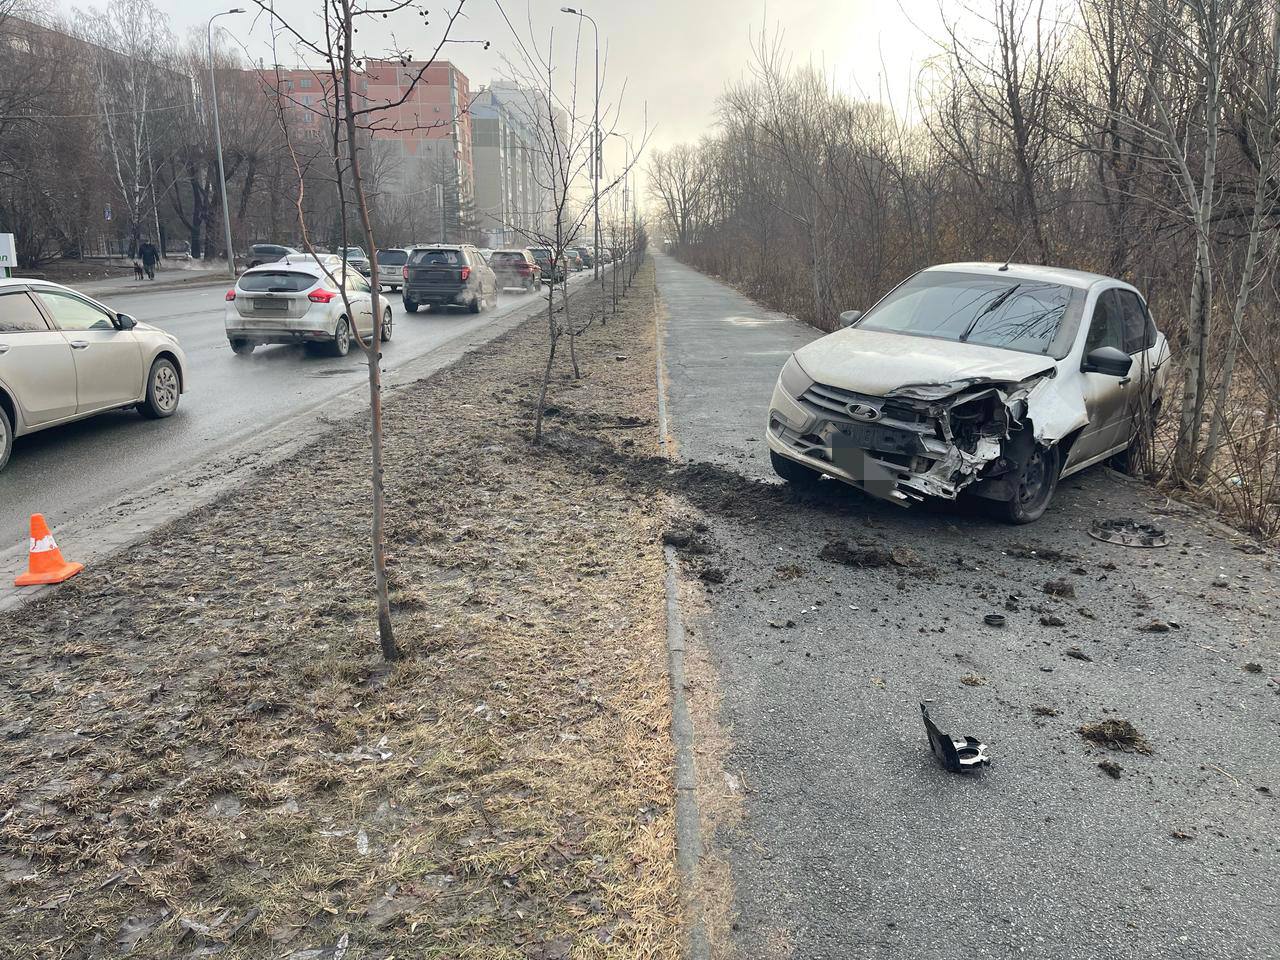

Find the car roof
[[924, 261, 1123, 290], [410, 243, 464, 250]]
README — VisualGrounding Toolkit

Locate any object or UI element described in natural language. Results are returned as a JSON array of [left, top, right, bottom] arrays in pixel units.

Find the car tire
[[331, 317, 351, 357], [379, 307, 393, 343], [770, 449, 823, 487], [0, 405, 12, 474], [1000, 442, 1060, 524], [469, 295, 482, 314], [230, 338, 254, 356], [138, 357, 181, 419], [403, 299, 418, 313]]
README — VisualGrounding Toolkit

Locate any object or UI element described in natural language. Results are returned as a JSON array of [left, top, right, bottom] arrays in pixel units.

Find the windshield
[[238, 270, 317, 293], [491, 251, 524, 263], [376, 249, 407, 265], [341, 247, 366, 258], [409, 249, 464, 266], [529, 248, 551, 259], [858, 271, 1085, 357]]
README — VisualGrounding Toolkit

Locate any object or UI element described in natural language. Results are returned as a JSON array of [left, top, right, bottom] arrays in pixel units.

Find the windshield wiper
[[959, 284, 1020, 343]]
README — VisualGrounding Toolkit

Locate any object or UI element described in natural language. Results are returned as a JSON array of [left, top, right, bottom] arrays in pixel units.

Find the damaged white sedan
[[766, 262, 1170, 523]]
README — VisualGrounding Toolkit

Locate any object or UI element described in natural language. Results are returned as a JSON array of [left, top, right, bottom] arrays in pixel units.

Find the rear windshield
[[376, 249, 407, 265], [410, 249, 464, 266], [491, 251, 525, 263], [238, 270, 317, 293], [341, 248, 365, 258], [858, 271, 1085, 358]]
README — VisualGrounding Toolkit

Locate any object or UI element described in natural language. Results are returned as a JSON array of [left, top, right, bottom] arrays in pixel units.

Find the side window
[[0, 292, 51, 333], [1083, 289, 1124, 356], [1115, 289, 1153, 353], [35, 291, 115, 331], [345, 273, 370, 293]]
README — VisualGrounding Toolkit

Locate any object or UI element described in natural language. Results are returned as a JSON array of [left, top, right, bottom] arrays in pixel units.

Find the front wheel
[[0, 407, 12, 473], [770, 449, 823, 487], [139, 357, 181, 419], [331, 317, 351, 357], [1000, 442, 1060, 524], [403, 299, 419, 314], [379, 307, 393, 343]]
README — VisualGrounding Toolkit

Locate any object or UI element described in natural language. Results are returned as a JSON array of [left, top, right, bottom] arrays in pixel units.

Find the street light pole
[[561, 7, 599, 282], [207, 8, 244, 279]]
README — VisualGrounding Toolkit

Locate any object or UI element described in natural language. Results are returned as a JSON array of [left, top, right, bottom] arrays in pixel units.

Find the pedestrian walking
[[139, 240, 159, 280]]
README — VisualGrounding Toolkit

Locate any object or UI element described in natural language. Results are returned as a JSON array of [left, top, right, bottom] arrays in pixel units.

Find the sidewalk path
[[654, 253, 1280, 960]]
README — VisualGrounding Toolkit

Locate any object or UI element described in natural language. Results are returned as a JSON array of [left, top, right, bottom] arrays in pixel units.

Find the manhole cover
[[1088, 518, 1168, 548]]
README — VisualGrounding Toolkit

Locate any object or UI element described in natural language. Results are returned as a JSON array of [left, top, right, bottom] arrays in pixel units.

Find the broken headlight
[[778, 354, 813, 398]]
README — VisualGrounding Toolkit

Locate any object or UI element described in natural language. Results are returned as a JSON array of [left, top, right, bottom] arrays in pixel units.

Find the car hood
[[794, 327, 1056, 399]]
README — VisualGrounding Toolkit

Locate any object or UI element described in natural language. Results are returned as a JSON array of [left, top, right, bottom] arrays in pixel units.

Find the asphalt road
[[0, 273, 599, 549], [655, 254, 1280, 959]]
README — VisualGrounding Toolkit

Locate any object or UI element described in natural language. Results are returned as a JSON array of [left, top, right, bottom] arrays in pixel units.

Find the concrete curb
[[76, 275, 232, 298], [654, 273, 710, 960]]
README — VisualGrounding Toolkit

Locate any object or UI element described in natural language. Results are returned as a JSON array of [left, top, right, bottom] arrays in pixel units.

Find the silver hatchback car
[[0, 279, 188, 473], [225, 260, 393, 356]]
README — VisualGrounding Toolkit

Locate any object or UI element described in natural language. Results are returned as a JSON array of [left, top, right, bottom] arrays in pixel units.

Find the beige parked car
[[0, 279, 188, 473]]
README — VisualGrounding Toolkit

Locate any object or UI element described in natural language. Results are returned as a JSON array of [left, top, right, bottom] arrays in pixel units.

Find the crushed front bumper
[[767, 378, 1006, 504]]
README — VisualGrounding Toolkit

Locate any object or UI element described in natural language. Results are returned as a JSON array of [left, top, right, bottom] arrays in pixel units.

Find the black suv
[[402, 244, 499, 314]]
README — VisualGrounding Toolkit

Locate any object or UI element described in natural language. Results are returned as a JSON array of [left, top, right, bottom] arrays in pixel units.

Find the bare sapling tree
[[491, 10, 644, 440], [253, 0, 470, 661]]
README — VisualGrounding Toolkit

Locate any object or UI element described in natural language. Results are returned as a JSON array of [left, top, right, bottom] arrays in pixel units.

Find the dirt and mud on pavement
[[0, 263, 685, 959], [652, 253, 1280, 960]]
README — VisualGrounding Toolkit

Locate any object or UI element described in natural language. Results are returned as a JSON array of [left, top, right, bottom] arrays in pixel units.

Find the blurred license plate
[[253, 298, 288, 310]]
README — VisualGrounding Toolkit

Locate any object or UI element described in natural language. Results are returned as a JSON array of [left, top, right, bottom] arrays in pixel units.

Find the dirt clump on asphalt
[[1079, 718, 1154, 754], [0, 263, 681, 957], [818, 540, 917, 568]]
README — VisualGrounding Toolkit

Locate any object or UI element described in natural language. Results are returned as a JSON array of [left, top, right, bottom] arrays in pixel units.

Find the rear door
[[345, 273, 374, 335], [1073, 288, 1131, 463], [34, 289, 145, 414], [0, 289, 78, 427]]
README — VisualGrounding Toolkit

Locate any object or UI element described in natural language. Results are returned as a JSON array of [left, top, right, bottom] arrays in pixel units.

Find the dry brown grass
[[0, 262, 681, 959]]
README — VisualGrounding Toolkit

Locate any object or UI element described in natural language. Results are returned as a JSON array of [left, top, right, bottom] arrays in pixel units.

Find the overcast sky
[[63, 0, 950, 182]]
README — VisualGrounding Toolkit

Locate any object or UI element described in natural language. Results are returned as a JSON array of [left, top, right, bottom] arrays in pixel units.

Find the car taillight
[[517, 263, 531, 274], [402, 265, 409, 280], [460, 266, 471, 281], [308, 289, 337, 303], [225, 289, 236, 301]]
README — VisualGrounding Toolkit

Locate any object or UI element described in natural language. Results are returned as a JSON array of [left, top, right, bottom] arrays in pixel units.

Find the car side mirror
[[838, 310, 862, 329], [116, 313, 137, 330], [1083, 345, 1132, 377]]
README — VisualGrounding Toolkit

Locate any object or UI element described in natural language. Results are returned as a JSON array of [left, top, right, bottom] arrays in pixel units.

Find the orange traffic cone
[[14, 514, 84, 586]]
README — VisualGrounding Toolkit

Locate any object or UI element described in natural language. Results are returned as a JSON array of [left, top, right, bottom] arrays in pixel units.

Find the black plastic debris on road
[[921, 703, 990, 773], [1088, 517, 1169, 548]]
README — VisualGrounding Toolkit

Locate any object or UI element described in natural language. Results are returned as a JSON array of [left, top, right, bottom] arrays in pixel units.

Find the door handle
[[1119, 377, 1131, 386], [0, 344, 9, 355], [70, 340, 89, 349]]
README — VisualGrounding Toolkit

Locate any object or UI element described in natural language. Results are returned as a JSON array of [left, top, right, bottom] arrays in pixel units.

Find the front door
[[1070, 288, 1132, 467], [34, 289, 145, 414], [0, 290, 78, 426], [345, 274, 374, 336]]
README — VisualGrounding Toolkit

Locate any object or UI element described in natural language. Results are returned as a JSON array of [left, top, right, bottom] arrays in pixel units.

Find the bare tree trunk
[[534, 290, 558, 442], [340, 3, 399, 662]]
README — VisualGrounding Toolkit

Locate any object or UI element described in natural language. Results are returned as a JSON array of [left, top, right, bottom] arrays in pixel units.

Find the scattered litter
[[983, 613, 1006, 627], [1078, 718, 1152, 754], [1170, 829, 1194, 841], [1098, 759, 1123, 779], [921, 703, 989, 773], [1031, 705, 1059, 717], [1139, 619, 1172, 633], [1065, 647, 1093, 662], [1088, 517, 1169, 548], [1243, 662, 1263, 673], [960, 673, 987, 686], [1004, 543, 1072, 562], [1040, 614, 1066, 627]]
